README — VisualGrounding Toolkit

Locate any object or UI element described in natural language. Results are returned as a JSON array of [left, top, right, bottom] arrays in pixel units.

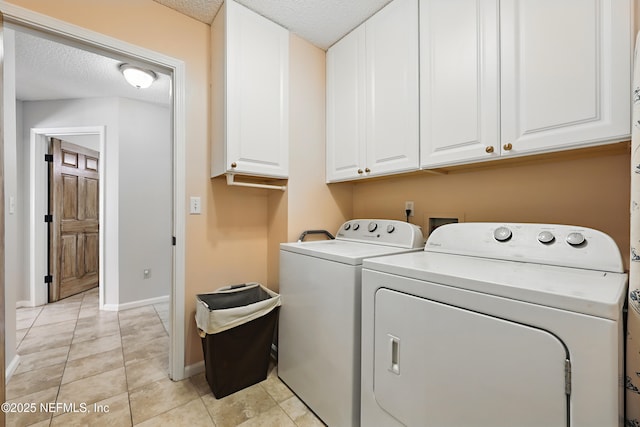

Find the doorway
[[3, 10, 187, 382], [29, 128, 104, 308]]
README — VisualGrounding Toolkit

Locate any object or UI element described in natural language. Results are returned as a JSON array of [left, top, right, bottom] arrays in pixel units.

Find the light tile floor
[[8, 288, 324, 426]]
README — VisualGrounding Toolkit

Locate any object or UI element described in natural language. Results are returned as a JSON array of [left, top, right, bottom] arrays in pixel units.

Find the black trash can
[[195, 282, 281, 398]]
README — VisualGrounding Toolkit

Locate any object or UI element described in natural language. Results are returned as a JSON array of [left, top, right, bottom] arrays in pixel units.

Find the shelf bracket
[[226, 174, 287, 191]]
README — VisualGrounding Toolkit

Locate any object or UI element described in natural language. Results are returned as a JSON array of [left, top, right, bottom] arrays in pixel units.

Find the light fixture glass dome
[[119, 64, 157, 89]]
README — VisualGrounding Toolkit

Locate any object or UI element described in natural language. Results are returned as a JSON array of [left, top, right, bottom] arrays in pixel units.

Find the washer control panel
[[426, 222, 624, 273], [336, 219, 424, 249]]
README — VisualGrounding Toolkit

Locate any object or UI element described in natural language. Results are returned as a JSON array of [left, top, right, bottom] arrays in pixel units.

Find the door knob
[[357, 169, 364, 174], [365, 168, 371, 173], [485, 146, 494, 153], [503, 143, 513, 151], [230, 162, 237, 168]]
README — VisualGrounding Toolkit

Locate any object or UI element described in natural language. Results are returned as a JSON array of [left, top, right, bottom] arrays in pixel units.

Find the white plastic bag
[[195, 282, 281, 337]]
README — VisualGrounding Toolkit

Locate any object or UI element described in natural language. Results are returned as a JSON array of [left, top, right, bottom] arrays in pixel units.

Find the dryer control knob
[[353, 223, 360, 231], [368, 222, 378, 232], [493, 226, 512, 242], [537, 231, 555, 244], [566, 232, 585, 246], [387, 224, 395, 233], [344, 223, 351, 231]]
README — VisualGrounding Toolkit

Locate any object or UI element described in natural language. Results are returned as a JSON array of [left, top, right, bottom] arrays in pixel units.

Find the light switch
[[190, 196, 201, 215]]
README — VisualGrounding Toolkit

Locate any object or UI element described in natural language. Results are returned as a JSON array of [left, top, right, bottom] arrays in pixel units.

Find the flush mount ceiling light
[[119, 63, 157, 89]]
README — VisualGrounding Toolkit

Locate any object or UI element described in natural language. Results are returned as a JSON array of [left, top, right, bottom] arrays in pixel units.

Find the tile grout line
[[115, 304, 136, 427]]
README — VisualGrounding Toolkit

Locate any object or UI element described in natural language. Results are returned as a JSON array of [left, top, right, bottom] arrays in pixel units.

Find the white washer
[[279, 219, 424, 427], [361, 222, 627, 427]]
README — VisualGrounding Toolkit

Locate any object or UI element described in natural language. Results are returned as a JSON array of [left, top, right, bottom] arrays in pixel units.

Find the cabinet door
[[326, 26, 366, 183], [501, 0, 631, 156], [420, 0, 500, 168], [365, 0, 419, 176], [226, 0, 289, 178]]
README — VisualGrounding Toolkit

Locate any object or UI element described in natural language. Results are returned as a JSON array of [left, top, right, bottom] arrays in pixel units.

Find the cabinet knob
[[503, 143, 513, 151], [357, 169, 364, 175], [230, 162, 237, 168], [365, 168, 371, 173], [485, 146, 494, 153]]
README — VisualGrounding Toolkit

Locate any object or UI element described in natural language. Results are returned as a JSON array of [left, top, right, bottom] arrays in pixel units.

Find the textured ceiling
[[15, 30, 171, 106], [153, 0, 394, 49], [15, 0, 392, 105]]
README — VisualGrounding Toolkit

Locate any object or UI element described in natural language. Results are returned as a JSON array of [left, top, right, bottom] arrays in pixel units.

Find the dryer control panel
[[336, 219, 424, 249], [425, 222, 624, 273]]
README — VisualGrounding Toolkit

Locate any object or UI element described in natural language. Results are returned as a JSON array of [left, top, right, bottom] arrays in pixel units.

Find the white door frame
[[2, 3, 187, 380], [29, 127, 104, 308]]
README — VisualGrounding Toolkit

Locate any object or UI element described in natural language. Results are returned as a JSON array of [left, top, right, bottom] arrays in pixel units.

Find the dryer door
[[374, 288, 569, 427]]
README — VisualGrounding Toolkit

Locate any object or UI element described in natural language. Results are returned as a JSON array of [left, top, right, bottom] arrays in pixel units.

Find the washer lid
[[363, 251, 627, 320], [281, 240, 421, 265]]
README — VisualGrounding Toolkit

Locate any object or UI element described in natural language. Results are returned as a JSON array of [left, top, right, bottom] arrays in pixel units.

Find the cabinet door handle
[[503, 143, 513, 151], [365, 167, 371, 173], [485, 146, 494, 153], [357, 169, 364, 174], [230, 162, 237, 168]]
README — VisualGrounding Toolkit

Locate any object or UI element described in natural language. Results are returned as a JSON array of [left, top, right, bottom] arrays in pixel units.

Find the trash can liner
[[195, 282, 281, 336]]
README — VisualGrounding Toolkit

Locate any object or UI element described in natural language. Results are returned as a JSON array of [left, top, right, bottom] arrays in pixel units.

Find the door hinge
[[172, 236, 176, 246], [564, 359, 572, 396], [44, 275, 53, 284], [44, 154, 53, 162], [44, 214, 53, 223]]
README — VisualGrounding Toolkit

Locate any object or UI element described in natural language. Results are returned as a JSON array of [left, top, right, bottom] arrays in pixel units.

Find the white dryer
[[361, 223, 627, 427], [279, 219, 424, 427]]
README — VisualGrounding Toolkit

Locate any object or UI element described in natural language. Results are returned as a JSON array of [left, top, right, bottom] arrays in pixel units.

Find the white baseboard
[[101, 295, 169, 312], [184, 360, 205, 378], [16, 300, 33, 309], [5, 355, 21, 383]]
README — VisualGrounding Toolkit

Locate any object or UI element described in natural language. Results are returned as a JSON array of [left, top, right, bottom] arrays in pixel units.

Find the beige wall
[[353, 145, 631, 269], [267, 34, 353, 291]]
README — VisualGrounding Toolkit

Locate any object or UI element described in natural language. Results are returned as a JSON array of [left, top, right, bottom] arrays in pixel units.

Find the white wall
[[117, 98, 172, 304], [19, 97, 171, 308]]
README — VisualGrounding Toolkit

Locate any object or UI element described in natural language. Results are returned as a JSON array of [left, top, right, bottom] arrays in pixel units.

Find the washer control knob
[[352, 223, 360, 231], [566, 232, 585, 246], [387, 224, 395, 233], [537, 231, 555, 244], [368, 222, 378, 232], [344, 223, 351, 231], [493, 226, 512, 242]]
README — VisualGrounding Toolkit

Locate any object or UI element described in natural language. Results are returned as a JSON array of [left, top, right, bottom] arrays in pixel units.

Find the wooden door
[[49, 138, 99, 302]]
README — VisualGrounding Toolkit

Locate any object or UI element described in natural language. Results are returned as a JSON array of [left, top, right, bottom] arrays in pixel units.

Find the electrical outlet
[[405, 201, 414, 216], [143, 269, 151, 279]]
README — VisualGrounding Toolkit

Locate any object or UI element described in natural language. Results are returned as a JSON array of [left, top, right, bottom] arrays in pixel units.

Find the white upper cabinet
[[421, 0, 632, 168], [326, 26, 366, 182], [326, 0, 419, 182], [420, 0, 500, 167], [211, 0, 289, 179], [500, 0, 631, 156]]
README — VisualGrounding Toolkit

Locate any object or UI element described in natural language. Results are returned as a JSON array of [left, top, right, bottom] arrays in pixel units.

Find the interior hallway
[[7, 289, 323, 426]]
